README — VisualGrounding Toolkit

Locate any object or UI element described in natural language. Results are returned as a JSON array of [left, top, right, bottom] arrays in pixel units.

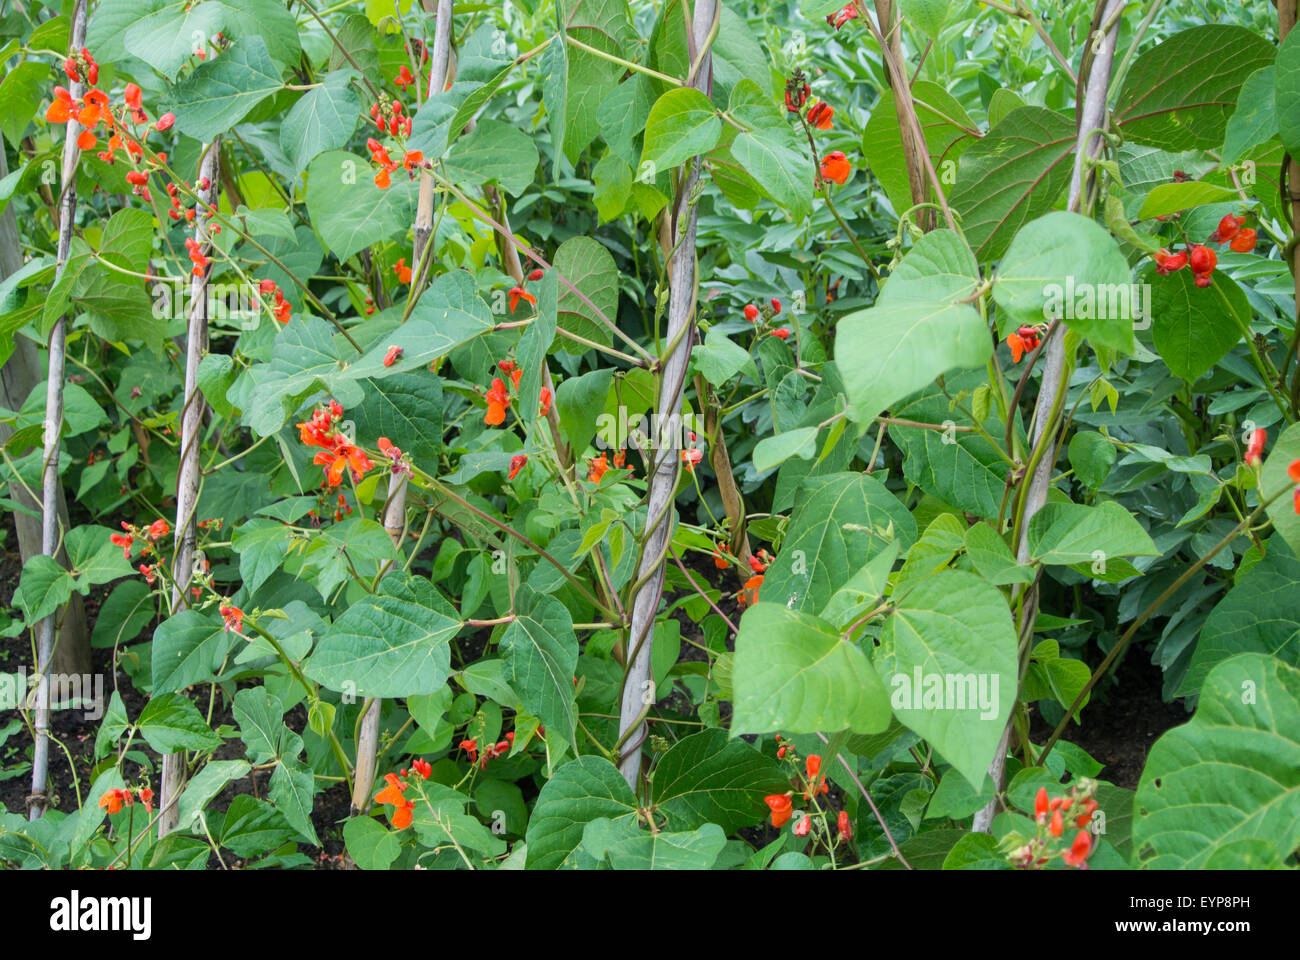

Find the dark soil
[[1028, 651, 1189, 789]]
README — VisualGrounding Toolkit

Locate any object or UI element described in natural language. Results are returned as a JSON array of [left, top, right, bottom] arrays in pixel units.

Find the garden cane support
[[158, 141, 222, 837], [350, 1, 454, 819], [973, 0, 1127, 835], [616, 0, 718, 790], [28, 0, 88, 823]]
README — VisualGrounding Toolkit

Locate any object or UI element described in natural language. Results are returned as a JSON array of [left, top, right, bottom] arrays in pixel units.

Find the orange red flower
[[764, 793, 793, 828], [373, 772, 415, 830], [820, 150, 851, 185], [587, 452, 610, 483], [485, 377, 511, 426]]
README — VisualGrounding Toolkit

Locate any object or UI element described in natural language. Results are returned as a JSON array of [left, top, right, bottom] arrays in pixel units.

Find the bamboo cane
[[28, 0, 88, 822], [972, 0, 1127, 834], [615, 0, 718, 789], [157, 141, 222, 837]]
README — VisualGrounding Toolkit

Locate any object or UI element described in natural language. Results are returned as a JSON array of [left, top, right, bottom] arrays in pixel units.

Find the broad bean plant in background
[[0, 0, 1297, 871]]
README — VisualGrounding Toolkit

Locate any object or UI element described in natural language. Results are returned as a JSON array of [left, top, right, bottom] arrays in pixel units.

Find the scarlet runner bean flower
[[508, 286, 536, 313], [1209, 214, 1244, 244], [484, 377, 511, 426], [793, 814, 811, 837], [820, 150, 851, 186], [383, 345, 403, 367], [373, 773, 415, 830], [743, 303, 759, 322], [770, 328, 790, 340], [1006, 325, 1042, 363], [508, 454, 527, 479], [219, 604, 244, 635], [827, 3, 859, 28], [765, 793, 793, 828], [837, 810, 852, 843], [682, 447, 703, 470], [393, 258, 412, 284], [1153, 248, 1187, 275], [806, 100, 834, 130], [1062, 829, 1093, 868], [99, 788, 127, 814], [587, 452, 610, 483], [538, 387, 553, 417], [394, 66, 415, 91], [1230, 228, 1257, 253], [411, 758, 432, 779], [1244, 428, 1267, 467]]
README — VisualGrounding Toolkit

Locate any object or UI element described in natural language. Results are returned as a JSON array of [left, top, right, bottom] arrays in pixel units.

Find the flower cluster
[[1004, 781, 1098, 869], [296, 400, 374, 487], [366, 137, 424, 190], [508, 268, 545, 313], [373, 772, 416, 830], [826, 3, 860, 29], [1153, 215, 1258, 288], [99, 785, 154, 815], [764, 750, 843, 845], [110, 517, 171, 560], [257, 278, 292, 324], [483, 359, 551, 426], [737, 548, 772, 608], [458, 730, 536, 770], [1005, 324, 1044, 363], [587, 448, 627, 483], [46, 50, 174, 160], [219, 603, 244, 635]]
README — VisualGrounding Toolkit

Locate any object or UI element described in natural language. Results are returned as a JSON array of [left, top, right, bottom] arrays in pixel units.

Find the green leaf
[[731, 602, 893, 736], [890, 389, 1012, 520], [863, 81, 974, 218], [351, 373, 443, 465], [691, 327, 757, 387], [1068, 430, 1116, 490], [730, 126, 815, 221], [592, 152, 633, 222], [525, 755, 637, 869], [151, 611, 232, 695], [751, 426, 819, 473], [444, 119, 540, 196], [500, 586, 578, 754], [0, 63, 52, 149], [951, 106, 1076, 261], [1180, 537, 1300, 696], [281, 70, 361, 176], [876, 570, 1018, 788], [1223, 66, 1276, 165], [540, 36, 568, 170], [170, 35, 284, 142], [138, 693, 222, 753], [993, 211, 1137, 353], [1026, 500, 1159, 566], [641, 87, 721, 173], [347, 273, 495, 378], [559, 0, 635, 164], [1148, 264, 1251, 382], [1133, 653, 1300, 869], [306, 573, 461, 698], [583, 819, 727, 869], [232, 518, 292, 595], [553, 236, 618, 353], [14, 555, 74, 623], [836, 229, 989, 425], [269, 758, 320, 846], [305, 150, 417, 263], [900, 0, 949, 38], [1116, 25, 1276, 152], [177, 760, 250, 831], [343, 816, 402, 869], [1138, 181, 1242, 220], [650, 729, 787, 833], [124, 1, 228, 77], [963, 522, 1035, 586], [233, 687, 296, 764], [760, 472, 916, 612]]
